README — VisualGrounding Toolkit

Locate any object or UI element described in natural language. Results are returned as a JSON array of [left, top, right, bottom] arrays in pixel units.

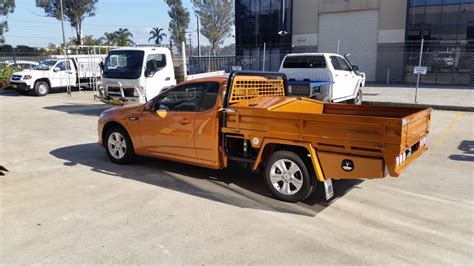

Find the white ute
[[98, 47, 224, 105], [279, 53, 366, 104], [10, 55, 104, 96]]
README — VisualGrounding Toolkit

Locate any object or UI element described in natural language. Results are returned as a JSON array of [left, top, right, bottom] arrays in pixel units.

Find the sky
[[4, 0, 234, 48]]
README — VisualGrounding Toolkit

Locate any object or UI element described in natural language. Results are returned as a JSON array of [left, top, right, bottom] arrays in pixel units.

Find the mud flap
[[323, 179, 334, 200]]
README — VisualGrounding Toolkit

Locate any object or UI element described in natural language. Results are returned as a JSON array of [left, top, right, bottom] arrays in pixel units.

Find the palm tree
[[99, 32, 117, 46], [114, 28, 134, 46], [148, 27, 167, 45]]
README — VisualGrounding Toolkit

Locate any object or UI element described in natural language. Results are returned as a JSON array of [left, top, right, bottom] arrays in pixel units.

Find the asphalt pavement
[[0, 90, 473, 264]]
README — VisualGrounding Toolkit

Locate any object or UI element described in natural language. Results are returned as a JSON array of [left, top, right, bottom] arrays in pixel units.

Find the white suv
[[279, 53, 365, 104]]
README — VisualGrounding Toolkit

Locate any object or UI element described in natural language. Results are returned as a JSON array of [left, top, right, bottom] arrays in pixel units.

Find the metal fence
[[2, 41, 473, 89]]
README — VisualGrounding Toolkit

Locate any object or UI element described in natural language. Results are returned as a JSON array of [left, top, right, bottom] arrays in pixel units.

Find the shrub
[[0, 65, 22, 89]]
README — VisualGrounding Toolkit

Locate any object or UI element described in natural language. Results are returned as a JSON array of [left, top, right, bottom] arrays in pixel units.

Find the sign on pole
[[413, 66, 428, 75]]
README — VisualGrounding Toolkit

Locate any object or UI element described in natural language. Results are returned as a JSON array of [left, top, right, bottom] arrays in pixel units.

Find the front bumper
[[10, 82, 32, 91]]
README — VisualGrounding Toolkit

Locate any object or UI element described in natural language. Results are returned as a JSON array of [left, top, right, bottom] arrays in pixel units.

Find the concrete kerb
[[363, 101, 474, 112]]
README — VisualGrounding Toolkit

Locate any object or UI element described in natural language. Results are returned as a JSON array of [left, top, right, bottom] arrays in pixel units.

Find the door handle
[[179, 118, 192, 125], [165, 77, 171, 81]]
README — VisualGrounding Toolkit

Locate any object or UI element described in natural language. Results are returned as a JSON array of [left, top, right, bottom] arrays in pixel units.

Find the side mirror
[[53, 67, 60, 72], [145, 69, 155, 77], [99, 61, 104, 70], [352, 65, 359, 71]]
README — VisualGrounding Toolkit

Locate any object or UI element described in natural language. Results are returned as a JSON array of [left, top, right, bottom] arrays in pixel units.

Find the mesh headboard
[[228, 75, 286, 104]]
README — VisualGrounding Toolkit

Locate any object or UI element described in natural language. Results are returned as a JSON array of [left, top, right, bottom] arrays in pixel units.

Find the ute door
[[336, 56, 359, 98], [53, 61, 75, 87], [144, 53, 175, 101], [329, 56, 358, 100], [139, 82, 209, 159]]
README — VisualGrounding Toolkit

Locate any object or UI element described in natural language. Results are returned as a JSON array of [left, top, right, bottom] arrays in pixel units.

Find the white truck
[[9, 55, 104, 96], [98, 47, 224, 105], [279, 53, 366, 104]]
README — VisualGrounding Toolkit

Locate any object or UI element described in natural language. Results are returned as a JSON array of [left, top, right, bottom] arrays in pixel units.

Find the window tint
[[283, 56, 326, 68], [146, 54, 166, 72], [199, 82, 220, 111], [156, 83, 208, 112], [330, 56, 341, 70], [337, 57, 352, 71]]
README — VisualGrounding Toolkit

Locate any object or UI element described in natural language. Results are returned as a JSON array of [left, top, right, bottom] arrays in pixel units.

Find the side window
[[337, 57, 352, 71], [199, 82, 220, 111], [56, 62, 66, 71], [146, 54, 166, 72], [56, 61, 71, 71], [156, 83, 207, 112], [330, 56, 341, 70]]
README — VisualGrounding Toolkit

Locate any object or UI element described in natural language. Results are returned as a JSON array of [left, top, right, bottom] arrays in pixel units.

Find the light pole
[[195, 12, 201, 57], [59, 0, 71, 96]]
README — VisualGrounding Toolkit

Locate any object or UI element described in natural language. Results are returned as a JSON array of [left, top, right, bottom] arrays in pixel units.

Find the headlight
[[23, 75, 32, 80]]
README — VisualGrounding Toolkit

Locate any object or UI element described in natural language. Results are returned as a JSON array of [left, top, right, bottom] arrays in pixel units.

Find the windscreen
[[283, 56, 326, 68], [103, 50, 144, 79], [34, 60, 57, 70]]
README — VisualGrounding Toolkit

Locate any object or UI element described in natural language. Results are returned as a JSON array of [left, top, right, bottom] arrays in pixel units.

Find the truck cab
[[279, 53, 365, 104], [98, 47, 176, 105]]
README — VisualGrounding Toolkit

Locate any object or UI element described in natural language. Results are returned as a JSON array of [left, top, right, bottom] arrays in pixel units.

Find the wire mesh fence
[[1, 40, 473, 89]]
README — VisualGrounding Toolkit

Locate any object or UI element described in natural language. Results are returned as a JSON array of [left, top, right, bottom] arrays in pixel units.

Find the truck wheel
[[34, 81, 49, 96], [104, 126, 135, 164], [264, 151, 315, 202]]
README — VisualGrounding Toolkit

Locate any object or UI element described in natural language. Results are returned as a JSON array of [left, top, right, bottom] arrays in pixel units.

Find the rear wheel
[[264, 151, 315, 202], [34, 81, 49, 96], [104, 126, 135, 164]]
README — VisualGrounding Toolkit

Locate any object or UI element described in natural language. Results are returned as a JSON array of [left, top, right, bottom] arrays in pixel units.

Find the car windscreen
[[34, 60, 57, 70], [103, 50, 144, 79], [283, 56, 326, 68]]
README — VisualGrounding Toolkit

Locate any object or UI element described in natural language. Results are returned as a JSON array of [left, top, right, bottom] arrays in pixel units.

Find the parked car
[[98, 71, 431, 203], [1, 60, 38, 70], [279, 53, 365, 104], [431, 52, 455, 71], [9, 55, 104, 96]]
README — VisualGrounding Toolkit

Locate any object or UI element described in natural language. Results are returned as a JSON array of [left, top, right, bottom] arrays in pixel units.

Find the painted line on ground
[[433, 112, 463, 149]]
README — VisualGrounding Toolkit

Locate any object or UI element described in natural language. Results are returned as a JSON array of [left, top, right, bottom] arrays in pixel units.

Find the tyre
[[34, 81, 49, 96], [350, 89, 362, 105], [104, 126, 135, 164], [264, 151, 315, 202]]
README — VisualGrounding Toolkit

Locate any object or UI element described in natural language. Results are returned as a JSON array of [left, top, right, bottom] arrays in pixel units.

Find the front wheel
[[264, 151, 315, 202], [104, 126, 136, 164], [350, 89, 362, 105], [34, 81, 49, 96]]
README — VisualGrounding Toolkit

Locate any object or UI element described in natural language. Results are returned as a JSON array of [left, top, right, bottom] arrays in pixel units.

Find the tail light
[[395, 137, 427, 167]]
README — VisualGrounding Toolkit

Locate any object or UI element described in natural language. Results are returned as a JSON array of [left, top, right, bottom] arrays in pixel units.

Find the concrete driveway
[[1, 90, 473, 264]]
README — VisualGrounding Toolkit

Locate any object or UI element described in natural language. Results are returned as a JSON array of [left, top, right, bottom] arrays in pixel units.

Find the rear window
[[282, 56, 326, 68]]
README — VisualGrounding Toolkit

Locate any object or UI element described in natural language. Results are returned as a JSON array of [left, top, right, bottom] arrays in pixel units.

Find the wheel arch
[[252, 139, 325, 182], [35, 78, 51, 88], [102, 121, 134, 148]]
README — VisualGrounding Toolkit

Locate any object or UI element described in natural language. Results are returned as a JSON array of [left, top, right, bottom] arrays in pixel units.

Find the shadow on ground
[[449, 140, 474, 162], [44, 103, 112, 116], [50, 143, 363, 217]]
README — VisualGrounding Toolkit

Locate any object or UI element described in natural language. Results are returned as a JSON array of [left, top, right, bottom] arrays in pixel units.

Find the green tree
[[114, 28, 134, 46], [193, 0, 233, 55], [148, 27, 167, 45], [0, 0, 15, 44], [83, 35, 102, 45], [165, 0, 190, 50], [36, 0, 98, 45], [99, 32, 117, 46]]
